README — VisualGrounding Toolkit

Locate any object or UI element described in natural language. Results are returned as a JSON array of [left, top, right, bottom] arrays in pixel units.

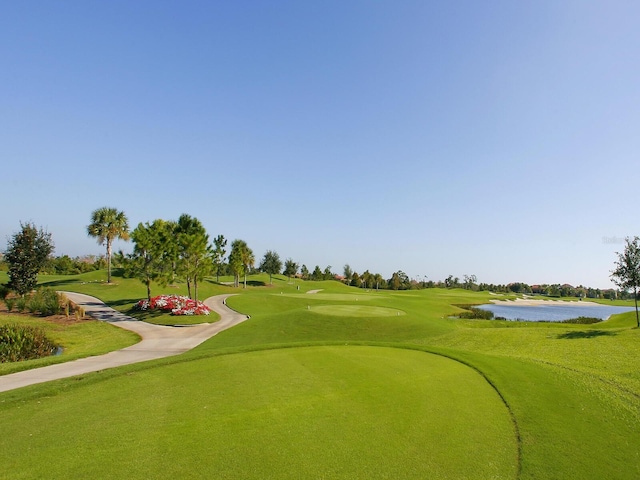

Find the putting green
[[311, 304, 405, 317], [0, 346, 518, 479]]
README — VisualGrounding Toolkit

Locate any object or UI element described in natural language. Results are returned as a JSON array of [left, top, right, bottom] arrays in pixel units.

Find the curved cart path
[[0, 292, 248, 393]]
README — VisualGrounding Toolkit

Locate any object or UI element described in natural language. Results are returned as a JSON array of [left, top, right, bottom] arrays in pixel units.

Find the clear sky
[[1, 1, 638, 288]]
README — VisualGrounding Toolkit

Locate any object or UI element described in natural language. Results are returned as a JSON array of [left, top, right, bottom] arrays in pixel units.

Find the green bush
[[456, 305, 495, 319], [15, 297, 27, 313], [560, 316, 602, 324], [29, 289, 62, 316], [4, 297, 16, 312], [0, 324, 58, 362]]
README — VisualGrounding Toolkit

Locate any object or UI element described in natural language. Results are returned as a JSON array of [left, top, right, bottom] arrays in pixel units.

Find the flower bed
[[134, 295, 210, 316]]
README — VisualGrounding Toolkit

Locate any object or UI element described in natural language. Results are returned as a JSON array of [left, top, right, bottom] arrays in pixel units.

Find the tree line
[[2, 208, 639, 326]]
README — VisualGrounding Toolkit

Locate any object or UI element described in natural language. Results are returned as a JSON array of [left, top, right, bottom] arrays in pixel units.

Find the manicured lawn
[[0, 346, 517, 480], [1, 270, 639, 478]]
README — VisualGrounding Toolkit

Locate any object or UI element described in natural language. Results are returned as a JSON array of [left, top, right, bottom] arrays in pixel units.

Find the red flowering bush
[[134, 295, 210, 316]]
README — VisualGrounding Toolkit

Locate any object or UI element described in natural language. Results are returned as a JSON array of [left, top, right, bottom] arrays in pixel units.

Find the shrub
[[0, 324, 58, 362], [456, 305, 495, 320], [30, 289, 62, 316], [4, 297, 16, 312], [15, 297, 27, 313], [560, 317, 602, 324]]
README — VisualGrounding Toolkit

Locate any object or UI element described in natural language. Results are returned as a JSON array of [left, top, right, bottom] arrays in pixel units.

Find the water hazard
[[476, 303, 635, 322]]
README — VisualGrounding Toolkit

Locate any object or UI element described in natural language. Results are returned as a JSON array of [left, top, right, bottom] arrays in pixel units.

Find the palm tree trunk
[[106, 241, 112, 283]]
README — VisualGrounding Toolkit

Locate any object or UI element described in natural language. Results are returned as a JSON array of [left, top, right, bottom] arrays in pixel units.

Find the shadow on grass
[[39, 278, 83, 288], [557, 330, 617, 339]]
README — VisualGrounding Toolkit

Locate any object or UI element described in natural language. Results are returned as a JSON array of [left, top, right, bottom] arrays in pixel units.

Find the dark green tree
[[283, 258, 299, 281], [5, 223, 54, 295], [127, 220, 174, 300], [175, 214, 213, 300], [260, 250, 282, 285], [87, 207, 130, 283], [323, 265, 333, 280], [229, 239, 253, 288], [310, 265, 323, 281], [611, 236, 640, 328], [300, 264, 309, 280], [212, 235, 227, 282]]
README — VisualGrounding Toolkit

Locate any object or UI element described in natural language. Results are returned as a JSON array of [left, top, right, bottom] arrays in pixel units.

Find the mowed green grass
[[0, 346, 517, 480], [1, 270, 640, 478]]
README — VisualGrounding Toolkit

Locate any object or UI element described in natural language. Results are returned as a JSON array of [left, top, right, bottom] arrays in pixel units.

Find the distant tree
[[372, 273, 385, 290], [300, 264, 309, 280], [323, 265, 333, 280], [388, 272, 401, 290], [361, 270, 372, 289], [260, 250, 282, 285], [283, 258, 299, 281], [463, 274, 477, 290], [343, 264, 353, 284], [175, 214, 213, 300], [212, 235, 227, 282], [311, 265, 323, 281], [611, 236, 640, 328], [5, 223, 54, 295], [87, 207, 130, 283], [351, 272, 362, 288]]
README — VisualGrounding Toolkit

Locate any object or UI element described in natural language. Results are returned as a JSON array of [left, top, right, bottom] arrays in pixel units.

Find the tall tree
[[229, 239, 253, 288], [212, 234, 227, 282], [175, 214, 212, 300], [5, 223, 54, 295], [87, 207, 130, 283], [127, 220, 174, 300], [283, 258, 299, 281], [611, 236, 640, 328], [260, 250, 282, 285]]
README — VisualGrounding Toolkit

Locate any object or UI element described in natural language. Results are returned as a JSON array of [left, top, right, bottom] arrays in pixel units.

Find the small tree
[[283, 258, 299, 281], [87, 207, 130, 283], [5, 223, 54, 295], [260, 250, 282, 285], [611, 236, 640, 328]]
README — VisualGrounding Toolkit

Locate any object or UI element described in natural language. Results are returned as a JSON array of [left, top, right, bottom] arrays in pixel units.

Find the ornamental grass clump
[[134, 295, 210, 316], [0, 324, 58, 362]]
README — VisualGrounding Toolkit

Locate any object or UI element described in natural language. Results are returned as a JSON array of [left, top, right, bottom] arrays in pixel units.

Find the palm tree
[[241, 244, 255, 288], [87, 207, 130, 283]]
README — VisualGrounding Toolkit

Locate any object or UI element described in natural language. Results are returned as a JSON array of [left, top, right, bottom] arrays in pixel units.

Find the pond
[[476, 302, 635, 322]]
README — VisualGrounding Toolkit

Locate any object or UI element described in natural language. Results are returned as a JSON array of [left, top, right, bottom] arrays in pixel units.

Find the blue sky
[[1, 1, 638, 288]]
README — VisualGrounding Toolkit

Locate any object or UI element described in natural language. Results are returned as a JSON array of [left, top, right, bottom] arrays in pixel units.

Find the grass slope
[[1, 270, 639, 479]]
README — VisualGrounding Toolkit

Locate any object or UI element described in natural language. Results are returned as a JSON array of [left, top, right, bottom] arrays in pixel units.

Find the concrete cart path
[[0, 292, 248, 393]]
